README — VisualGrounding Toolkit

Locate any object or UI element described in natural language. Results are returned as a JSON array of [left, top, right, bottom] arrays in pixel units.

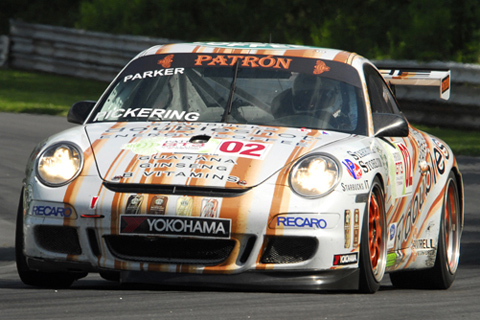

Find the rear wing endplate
[[379, 69, 451, 100]]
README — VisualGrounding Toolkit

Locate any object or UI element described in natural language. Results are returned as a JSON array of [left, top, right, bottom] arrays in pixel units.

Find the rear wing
[[379, 69, 451, 100]]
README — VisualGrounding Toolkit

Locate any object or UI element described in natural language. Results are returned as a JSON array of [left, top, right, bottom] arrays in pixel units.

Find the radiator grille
[[105, 235, 235, 266]]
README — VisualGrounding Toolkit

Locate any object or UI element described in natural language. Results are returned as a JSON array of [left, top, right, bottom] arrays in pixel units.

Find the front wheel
[[358, 177, 387, 293], [390, 171, 461, 289]]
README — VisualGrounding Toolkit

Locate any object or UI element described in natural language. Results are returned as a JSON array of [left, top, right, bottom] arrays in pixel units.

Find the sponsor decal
[[122, 67, 184, 82], [194, 54, 292, 69], [433, 148, 446, 175], [442, 75, 450, 94], [313, 60, 330, 75], [410, 128, 427, 163], [176, 196, 193, 216], [32, 205, 74, 218], [120, 215, 231, 238], [333, 253, 358, 266], [432, 138, 450, 176], [123, 137, 271, 159], [139, 171, 241, 183], [148, 196, 168, 215], [137, 154, 238, 163], [341, 181, 369, 192], [276, 216, 327, 229], [158, 54, 174, 68], [359, 158, 383, 173], [389, 224, 396, 240], [216, 140, 270, 159], [342, 159, 362, 179], [395, 161, 404, 176], [398, 150, 433, 243], [125, 195, 143, 214], [124, 137, 219, 155], [353, 209, 360, 247], [89, 196, 99, 210], [397, 143, 412, 188], [344, 210, 351, 248], [395, 160, 405, 190], [99, 123, 320, 148], [94, 108, 199, 122], [195, 42, 309, 50], [374, 144, 389, 171], [387, 223, 396, 250], [346, 147, 373, 160], [413, 238, 434, 250], [271, 213, 340, 230], [200, 199, 219, 218], [417, 249, 436, 257]]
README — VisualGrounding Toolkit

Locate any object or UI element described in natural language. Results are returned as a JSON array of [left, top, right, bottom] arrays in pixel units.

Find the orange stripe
[[63, 138, 106, 226], [333, 51, 352, 63], [155, 44, 176, 54], [220, 157, 255, 233]]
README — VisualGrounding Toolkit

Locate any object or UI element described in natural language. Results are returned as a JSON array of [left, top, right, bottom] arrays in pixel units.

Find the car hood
[[85, 122, 349, 188]]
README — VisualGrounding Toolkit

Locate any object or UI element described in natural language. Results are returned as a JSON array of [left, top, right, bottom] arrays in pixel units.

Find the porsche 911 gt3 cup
[[16, 42, 464, 293]]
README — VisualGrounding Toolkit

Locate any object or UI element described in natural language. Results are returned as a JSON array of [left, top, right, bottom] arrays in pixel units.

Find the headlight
[[36, 143, 83, 186], [289, 155, 340, 197]]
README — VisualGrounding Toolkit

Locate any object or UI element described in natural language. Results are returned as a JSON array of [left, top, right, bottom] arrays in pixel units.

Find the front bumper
[[22, 174, 367, 291], [25, 255, 360, 291]]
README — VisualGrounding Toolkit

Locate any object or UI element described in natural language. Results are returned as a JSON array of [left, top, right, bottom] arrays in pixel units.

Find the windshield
[[90, 53, 367, 134]]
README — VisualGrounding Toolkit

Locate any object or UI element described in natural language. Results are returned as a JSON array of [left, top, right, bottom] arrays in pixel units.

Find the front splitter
[[120, 269, 360, 292]]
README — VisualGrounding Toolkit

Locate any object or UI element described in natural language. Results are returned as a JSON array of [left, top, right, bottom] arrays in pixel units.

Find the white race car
[[16, 42, 463, 293]]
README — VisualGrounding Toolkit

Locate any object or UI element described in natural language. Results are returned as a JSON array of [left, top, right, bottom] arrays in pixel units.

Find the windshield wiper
[[222, 60, 240, 122]]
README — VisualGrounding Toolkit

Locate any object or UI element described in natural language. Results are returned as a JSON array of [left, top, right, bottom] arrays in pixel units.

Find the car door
[[363, 64, 424, 250]]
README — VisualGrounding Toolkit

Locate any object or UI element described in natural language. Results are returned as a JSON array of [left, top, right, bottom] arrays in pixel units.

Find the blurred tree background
[[1, 0, 480, 62]]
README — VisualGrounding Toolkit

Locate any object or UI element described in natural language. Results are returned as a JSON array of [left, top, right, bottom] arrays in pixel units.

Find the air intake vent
[[260, 236, 318, 264], [34, 226, 82, 255]]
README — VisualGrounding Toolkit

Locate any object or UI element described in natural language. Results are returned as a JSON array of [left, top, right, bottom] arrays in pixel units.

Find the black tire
[[358, 177, 387, 293], [99, 271, 121, 282], [15, 190, 77, 289], [390, 171, 461, 289]]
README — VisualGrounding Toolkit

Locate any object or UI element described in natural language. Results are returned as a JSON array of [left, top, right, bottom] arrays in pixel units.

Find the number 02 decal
[[217, 141, 270, 159]]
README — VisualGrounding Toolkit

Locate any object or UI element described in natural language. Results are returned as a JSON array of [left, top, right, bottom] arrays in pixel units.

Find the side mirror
[[373, 113, 409, 137], [67, 101, 96, 124]]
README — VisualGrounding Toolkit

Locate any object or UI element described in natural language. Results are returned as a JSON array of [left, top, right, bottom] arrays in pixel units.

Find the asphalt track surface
[[1, 112, 479, 319]]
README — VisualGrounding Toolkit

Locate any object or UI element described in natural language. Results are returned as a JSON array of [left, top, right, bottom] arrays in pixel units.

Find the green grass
[[0, 68, 107, 116], [413, 124, 480, 157], [1, 68, 479, 156]]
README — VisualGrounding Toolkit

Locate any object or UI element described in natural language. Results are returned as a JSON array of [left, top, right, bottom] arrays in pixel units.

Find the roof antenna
[[269, 33, 272, 43]]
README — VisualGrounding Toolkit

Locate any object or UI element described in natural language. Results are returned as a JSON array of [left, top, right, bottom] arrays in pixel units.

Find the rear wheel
[[358, 178, 387, 293], [390, 171, 461, 289], [15, 191, 78, 289]]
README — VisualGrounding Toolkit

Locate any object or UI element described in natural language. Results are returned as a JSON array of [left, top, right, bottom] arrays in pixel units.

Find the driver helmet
[[292, 74, 340, 115]]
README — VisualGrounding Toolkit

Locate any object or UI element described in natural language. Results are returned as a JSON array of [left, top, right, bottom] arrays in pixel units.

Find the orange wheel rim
[[369, 192, 382, 273], [445, 181, 460, 274]]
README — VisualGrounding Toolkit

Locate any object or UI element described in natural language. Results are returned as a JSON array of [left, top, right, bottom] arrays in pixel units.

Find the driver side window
[[364, 65, 400, 114]]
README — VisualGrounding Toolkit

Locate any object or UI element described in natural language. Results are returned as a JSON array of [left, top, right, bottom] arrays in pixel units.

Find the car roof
[[137, 42, 360, 65]]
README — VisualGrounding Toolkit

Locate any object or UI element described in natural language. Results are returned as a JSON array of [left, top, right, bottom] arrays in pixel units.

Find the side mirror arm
[[373, 113, 409, 138], [67, 101, 96, 124]]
